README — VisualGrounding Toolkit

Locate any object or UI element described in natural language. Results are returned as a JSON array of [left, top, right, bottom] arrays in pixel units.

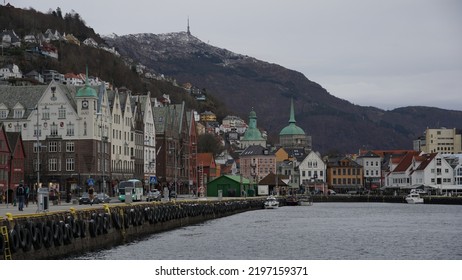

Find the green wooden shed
[[206, 175, 253, 197]]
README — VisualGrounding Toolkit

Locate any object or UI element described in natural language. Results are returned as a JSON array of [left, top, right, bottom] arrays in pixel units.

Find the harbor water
[[74, 203, 462, 260]]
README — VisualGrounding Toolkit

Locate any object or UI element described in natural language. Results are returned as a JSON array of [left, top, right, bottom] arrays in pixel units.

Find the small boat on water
[[405, 192, 424, 204], [264, 196, 279, 209], [298, 195, 313, 206], [285, 195, 299, 206]]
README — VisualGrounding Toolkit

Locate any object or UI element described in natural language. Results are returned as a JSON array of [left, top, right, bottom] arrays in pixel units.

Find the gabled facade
[[385, 151, 421, 187], [135, 93, 156, 189], [326, 157, 363, 192], [109, 89, 135, 182], [153, 102, 191, 194], [131, 96, 144, 183], [197, 153, 218, 193], [6, 131, 25, 191], [0, 76, 115, 195], [240, 145, 276, 185], [386, 152, 454, 188], [299, 151, 326, 186], [356, 151, 382, 189], [186, 110, 198, 192], [0, 123, 12, 196]]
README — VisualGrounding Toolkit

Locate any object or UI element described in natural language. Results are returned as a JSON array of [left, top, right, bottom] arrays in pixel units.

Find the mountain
[[105, 32, 462, 153], [3, 4, 461, 154]]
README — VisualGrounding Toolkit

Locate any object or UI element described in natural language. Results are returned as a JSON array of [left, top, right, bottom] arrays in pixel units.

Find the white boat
[[405, 192, 424, 204], [264, 196, 279, 209], [298, 195, 313, 206]]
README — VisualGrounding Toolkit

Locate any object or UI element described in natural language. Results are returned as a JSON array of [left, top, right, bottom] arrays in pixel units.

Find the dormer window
[[0, 109, 8, 119], [14, 109, 24, 118]]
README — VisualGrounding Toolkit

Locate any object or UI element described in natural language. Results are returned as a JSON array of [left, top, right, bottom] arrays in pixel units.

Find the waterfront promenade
[[0, 194, 220, 218]]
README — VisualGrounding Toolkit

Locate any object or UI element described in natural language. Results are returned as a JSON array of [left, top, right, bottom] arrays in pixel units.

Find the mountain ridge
[[105, 32, 462, 153], [2, 4, 461, 154]]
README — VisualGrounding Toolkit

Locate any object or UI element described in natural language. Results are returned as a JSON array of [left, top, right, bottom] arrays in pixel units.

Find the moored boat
[[264, 195, 279, 209], [405, 192, 424, 204], [285, 195, 299, 206], [298, 195, 313, 206]]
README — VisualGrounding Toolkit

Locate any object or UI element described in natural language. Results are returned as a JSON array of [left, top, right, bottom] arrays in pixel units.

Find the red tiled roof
[[415, 153, 437, 171], [392, 151, 420, 172], [197, 153, 215, 167]]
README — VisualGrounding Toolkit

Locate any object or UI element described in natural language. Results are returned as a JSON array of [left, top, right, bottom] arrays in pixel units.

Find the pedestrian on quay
[[16, 182, 25, 211], [25, 184, 30, 207], [88, 186, 95, 205]]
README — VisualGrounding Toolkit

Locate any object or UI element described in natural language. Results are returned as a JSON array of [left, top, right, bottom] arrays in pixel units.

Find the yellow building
[[200, 111, 216, 122], [422, 127, 462, 154]]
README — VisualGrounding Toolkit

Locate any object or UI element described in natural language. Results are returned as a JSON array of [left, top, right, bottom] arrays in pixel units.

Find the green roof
[[242, 109, 264, 141], [279, 98, 306, 136], [280, 123, 305, 135], [242, 127, 265, 141], [76, 66, 97, 98], [76, 85, 97, 98]]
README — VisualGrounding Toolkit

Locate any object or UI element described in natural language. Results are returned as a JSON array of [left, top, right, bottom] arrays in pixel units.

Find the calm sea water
[[75, 203, 462, 260]]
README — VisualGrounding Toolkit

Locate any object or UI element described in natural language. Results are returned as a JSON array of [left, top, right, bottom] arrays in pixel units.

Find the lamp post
[[97, 112, 105, 196], [36, 106, 40, 208]]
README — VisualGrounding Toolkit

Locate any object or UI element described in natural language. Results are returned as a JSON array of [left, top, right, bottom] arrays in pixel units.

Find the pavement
[[0, 194, 211, 218]]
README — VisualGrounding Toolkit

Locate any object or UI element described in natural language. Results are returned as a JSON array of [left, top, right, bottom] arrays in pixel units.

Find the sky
[[11, 0, 462, 111]]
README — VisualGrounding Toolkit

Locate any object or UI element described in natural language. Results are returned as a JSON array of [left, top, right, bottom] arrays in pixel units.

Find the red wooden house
[[0, 124, 26, 203]]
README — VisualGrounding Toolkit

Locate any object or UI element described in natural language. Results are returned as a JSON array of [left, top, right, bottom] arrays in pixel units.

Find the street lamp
[[97, 112, 105, 196]]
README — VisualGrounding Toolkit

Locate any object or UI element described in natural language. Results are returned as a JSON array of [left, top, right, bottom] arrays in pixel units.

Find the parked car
[[94, 193, 111, 204], [328, 190, 336, 195], [347, 190, 359, 195], [169, 191, 177, 199], [78, 192, 92, 205], [146, 190, 161, 201], [78, 192, 111, 205]]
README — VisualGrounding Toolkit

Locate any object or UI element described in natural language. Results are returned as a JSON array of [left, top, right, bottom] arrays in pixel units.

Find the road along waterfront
[[74, 202, 462, 260]]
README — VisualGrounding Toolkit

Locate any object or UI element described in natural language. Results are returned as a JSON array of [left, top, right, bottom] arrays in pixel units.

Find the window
[[66, 142, 75, 152], [14, 109, 24, 118], [66, 123, 74, 136], [0, 109, 8, 119], [34, 124, 41, 137], [436, 158, 442, 166], [49, 141, 58, 152], [58, 107, 66, 119], [50, 123, 58, 136], [66, 158, 75, 171], [33, 159, 40, 172], [33, 142, 41, 153], [49, 158, 58, 171], [42, 107, 50, 120]]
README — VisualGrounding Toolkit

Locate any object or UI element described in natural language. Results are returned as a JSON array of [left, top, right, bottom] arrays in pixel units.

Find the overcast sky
[[12, 0, 462, 111]]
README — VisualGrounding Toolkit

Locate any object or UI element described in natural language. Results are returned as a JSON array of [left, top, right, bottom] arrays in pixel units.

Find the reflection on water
[[75, 203, 462, 260]]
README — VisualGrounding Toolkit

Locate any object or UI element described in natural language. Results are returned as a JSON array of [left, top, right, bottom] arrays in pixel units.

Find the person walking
[[25, 184, 30, 207], [88, 186, 95, 205], [16, 183, 25, 211]]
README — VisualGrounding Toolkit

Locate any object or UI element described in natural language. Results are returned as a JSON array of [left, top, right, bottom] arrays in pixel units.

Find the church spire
[[288, 98, 296, 124]]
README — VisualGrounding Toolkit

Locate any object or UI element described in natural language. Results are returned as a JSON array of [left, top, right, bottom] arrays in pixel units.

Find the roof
[[258, 172, 288, 186], [280, 98, 305, 136], [76, 67, 97, 98], [242, 109, 264, 141], [197, 153, 215, 167], [208, 174, 251, 185], [392, 151, 420, 172], [240, 145, 272, 156]]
